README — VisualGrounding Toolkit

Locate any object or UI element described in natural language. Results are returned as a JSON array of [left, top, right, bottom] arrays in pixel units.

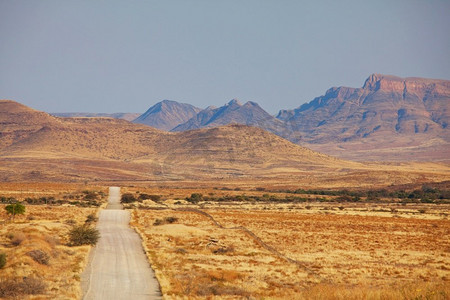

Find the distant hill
[[172, 99, 290, 138], [52, 112, 140, 122], [0, 100, 348, 183], [277, 74, 450, 161], [1, 99, 448, 187], [5, 74, 449, 162], [133, 100, 201, 130]]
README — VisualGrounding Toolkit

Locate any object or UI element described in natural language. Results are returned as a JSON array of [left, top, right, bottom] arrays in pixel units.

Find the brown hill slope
[[0, 100, 448, 187], [0, 100, 63, 150], [277, 74, 450, 161], [0, 100, 349, 181], [51, 112, 140, 121]]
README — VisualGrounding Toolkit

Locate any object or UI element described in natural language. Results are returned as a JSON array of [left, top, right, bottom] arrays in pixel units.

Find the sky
[[0, 1, 449, 114]]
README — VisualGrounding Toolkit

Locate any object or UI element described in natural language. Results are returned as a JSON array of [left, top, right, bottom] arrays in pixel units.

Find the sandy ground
[[81, 187, 161, 299]]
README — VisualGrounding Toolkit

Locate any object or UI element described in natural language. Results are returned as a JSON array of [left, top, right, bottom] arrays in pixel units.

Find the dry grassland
[[0, 182, 106, 200], [131, 200, 450, 299], [0, 183, 102, 299]]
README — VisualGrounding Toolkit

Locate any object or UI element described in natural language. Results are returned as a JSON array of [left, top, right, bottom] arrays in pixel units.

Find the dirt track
[[81, 187, 161, 299]]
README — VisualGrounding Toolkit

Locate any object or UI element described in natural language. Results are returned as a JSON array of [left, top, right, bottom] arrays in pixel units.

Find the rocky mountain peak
[[363, 74, 408, 92], [133, 100, 201, 131], [227, 99, 242, 106]]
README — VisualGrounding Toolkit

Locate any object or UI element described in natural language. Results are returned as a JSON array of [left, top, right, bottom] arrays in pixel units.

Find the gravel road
[[81, 187, 161, 299]]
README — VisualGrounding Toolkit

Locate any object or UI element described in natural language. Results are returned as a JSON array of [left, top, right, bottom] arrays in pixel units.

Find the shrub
[[212, 245, 235, 254], [186, 193, 203, 203], [68, 225, 100, 246], [65, 219, 77, 226], [197, 283, 248, 296], [21, 277, 46, 295], [10, 232, 26, 246], [120, 193, 137, 203], [165, 216, 178, 224], [0, 277, 46, 297], [44, 234, 60, 247], [153, 216, 179, 226], [85, 213, 98, 224], [0, 253, 6, 269], [138, 194, 161, 202], [83, 191, 98, 201], [27, 250, 50, 265]]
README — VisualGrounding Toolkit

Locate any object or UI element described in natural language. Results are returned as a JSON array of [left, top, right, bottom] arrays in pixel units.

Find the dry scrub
[[131, 200, 450, 299], [0, 204, 99, 299]]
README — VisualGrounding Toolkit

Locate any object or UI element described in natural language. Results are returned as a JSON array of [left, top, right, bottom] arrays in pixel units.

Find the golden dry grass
[[0, 203, 99, 299], [131, 200, 450, 299]]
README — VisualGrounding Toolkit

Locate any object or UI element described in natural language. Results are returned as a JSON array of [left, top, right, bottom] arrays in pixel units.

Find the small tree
[[5, 203, 25, 221], [68, 225, 100, 246], [186, 193, 203, 204]]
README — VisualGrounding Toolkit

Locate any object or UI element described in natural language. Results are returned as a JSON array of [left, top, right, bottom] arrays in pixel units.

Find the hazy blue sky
[[1, 0, 449, 114]]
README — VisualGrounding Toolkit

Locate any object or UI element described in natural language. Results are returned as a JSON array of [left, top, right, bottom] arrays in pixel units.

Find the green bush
[[0, 253, 6, 269], [186, 193, 203, 203], [68, 225, 100, 246], [5, 203, 25, 220]]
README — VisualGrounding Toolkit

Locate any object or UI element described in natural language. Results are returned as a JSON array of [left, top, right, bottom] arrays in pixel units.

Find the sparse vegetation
[[5, 203, 26, 220], [85, 213, 98, 224], [0, 184, 100, 299], [27, 249, 50, 265], [9, 232, 26, 246], [0, 277, 46, 298], [121, 193, 137, 203], [68, 225, 100, 246], [0, 253, 6, 269], [1, 181, 449, 299], [153, 216, 179, 226], [138, 193, 161, 202], [186, 193, 203, 203], [131, 197, 450, 299]]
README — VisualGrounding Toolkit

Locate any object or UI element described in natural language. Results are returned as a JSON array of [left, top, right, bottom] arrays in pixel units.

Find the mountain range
[[17, 74, 450, 161], [0, 100, 345, 183], [1, 99, 448, 187], [129, 74, 449, 161]]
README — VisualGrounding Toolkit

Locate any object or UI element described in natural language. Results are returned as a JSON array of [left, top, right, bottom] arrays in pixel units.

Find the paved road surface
[[81, 187, 161, 300]]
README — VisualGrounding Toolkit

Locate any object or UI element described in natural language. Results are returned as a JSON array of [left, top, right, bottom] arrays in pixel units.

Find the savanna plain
[[1, 182, 449, 299]]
